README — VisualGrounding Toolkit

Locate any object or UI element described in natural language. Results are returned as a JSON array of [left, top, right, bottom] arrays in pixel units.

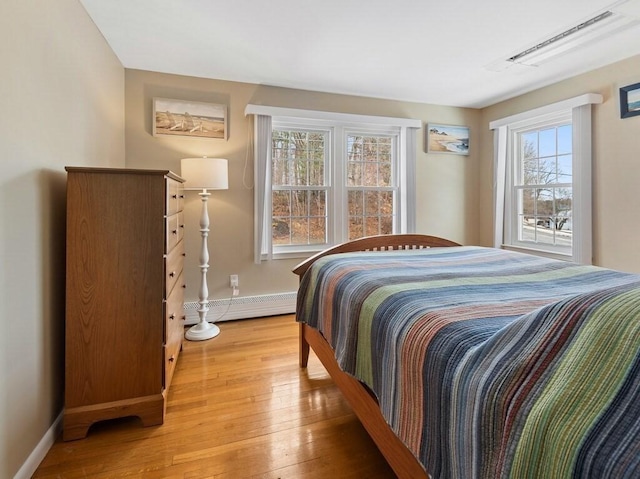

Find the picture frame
[[619, 82, 640, 119], [153, 98, 227, 139], [426, 123, 469, 155]]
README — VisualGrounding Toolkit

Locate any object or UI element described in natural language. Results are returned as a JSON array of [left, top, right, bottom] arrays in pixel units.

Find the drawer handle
[[169, 271, 176, 277], [169, 314, 176, 320], [172, 194, 177, 199], [179, 194, 185, 199], [182, 284, 187, 289], [172, 229, 178, 235], [181, 315, 186, 320], [168, 355, 175, 362], [180, 224, 184, 229]]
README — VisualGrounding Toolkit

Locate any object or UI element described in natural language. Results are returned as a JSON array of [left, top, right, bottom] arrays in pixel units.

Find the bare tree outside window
[[268, 116, 410, 254], [346, 135, 395, 240], [517, 125, 572, 248], [272, 130, 327, 246]]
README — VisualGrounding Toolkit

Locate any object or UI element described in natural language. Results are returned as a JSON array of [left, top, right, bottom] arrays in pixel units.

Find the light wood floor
[[34, 315, 396, 478]]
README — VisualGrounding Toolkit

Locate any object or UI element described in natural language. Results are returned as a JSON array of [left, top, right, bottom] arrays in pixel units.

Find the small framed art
[[620, 82, 640, 119], [153, 98, 227, 139], [427, 124, 469, 155]]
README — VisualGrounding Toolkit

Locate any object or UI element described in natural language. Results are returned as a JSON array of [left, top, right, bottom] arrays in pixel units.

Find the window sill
[[501, 243, 573, 262], [264, 245, 329, 261]]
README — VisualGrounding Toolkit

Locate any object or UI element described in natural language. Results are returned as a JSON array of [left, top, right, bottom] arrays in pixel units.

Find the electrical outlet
[[230, 274, 239, 288]]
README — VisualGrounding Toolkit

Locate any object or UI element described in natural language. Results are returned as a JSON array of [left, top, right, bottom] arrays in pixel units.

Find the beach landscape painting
[[153, 98, 227, 139], [620, 82, 640, 119], [427, 124, 469, 155]]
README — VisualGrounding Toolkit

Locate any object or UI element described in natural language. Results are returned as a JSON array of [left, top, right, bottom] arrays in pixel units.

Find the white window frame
[[508, 112, 573, 255], [270, 120, 333, 257], [245, 105, 421, 262], [341, 126, 401, 242], [490, 93, 602, 264]]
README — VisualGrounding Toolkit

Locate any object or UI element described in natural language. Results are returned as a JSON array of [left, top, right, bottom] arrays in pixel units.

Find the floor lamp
[[180, 157, 229, 341]]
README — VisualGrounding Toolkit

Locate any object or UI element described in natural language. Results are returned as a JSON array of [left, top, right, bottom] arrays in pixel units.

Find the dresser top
[[65, 166, 184, 183]]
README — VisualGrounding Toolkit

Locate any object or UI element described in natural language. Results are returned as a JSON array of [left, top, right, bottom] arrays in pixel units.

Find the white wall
[[479, 54, 640, 272], [0, 1, 124, 477]]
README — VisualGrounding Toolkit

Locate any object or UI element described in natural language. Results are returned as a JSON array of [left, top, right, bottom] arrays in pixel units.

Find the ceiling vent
[[485, 1, 640, 71]]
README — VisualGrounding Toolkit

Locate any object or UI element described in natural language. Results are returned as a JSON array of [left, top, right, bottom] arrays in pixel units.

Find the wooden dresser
[[63, 167, 186, 441]]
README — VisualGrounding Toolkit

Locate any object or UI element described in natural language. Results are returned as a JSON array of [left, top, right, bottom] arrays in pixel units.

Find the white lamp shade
[[181, 157, 229, 190]]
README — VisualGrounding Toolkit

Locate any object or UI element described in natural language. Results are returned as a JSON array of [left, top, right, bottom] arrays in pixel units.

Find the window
[[346, 134, 395, 240], [271, 128, 328, 246], [514, 120, 573, 252], [490, 94, 602, 264], [246, 105, 421, 262]]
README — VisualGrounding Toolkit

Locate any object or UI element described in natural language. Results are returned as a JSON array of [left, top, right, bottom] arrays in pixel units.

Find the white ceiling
[[79, 0, 640, 108]]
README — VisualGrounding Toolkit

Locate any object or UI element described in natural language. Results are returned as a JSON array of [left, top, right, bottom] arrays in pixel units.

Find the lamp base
[[185, 321, 220, 341]]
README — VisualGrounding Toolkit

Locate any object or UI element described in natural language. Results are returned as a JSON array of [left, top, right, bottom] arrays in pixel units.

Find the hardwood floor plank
[[34, 315, 395, 478]]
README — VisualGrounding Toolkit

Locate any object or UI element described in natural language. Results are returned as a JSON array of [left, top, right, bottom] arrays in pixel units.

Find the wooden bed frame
[[292, 234, 461, 479]]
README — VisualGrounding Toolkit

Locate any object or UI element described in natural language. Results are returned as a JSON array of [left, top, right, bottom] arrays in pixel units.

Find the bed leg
[[299, 323, 310, 368]]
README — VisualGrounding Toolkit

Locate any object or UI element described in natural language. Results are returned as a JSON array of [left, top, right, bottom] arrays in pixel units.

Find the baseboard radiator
[[183, 291, 297, 324]]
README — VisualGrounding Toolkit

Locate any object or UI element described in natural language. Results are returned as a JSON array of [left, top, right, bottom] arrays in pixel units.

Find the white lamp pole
[[181, 157, 229, 341]]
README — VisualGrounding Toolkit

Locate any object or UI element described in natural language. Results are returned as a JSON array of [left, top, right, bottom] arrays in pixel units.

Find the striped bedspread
[[296, 246, 640, 479]]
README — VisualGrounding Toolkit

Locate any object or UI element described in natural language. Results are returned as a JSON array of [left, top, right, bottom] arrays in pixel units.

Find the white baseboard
[[183, 291, 297, 325], [14, 411, 62, 479]]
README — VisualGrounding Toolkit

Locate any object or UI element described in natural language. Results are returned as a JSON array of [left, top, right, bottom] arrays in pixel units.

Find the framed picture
[[153, 98, 227, 139], [619, 82, 640, 119], [426, 124, 469, 155]]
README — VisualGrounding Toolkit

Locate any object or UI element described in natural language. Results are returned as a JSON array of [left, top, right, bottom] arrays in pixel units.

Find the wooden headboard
[[293, 234, 461, 278]]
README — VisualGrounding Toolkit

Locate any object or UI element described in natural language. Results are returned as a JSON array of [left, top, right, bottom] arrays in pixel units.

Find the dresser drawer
[[164, 273, 185, 342], [165, 240, 184, 296], [165, 211, 185, 253], [164, 344, 179, 390], [164, 275, 184, 388], [167, 179, 184, 216]]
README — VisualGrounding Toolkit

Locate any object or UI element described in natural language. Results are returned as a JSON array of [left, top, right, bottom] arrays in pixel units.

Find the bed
[[293, 234, 640, 479]]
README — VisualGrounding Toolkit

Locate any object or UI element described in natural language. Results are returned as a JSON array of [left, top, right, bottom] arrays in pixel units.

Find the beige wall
[[0, 1, 124, 477], [14, 4, 636, 474], [479, 54, 640, 272], [125, 70, 481, 302]]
